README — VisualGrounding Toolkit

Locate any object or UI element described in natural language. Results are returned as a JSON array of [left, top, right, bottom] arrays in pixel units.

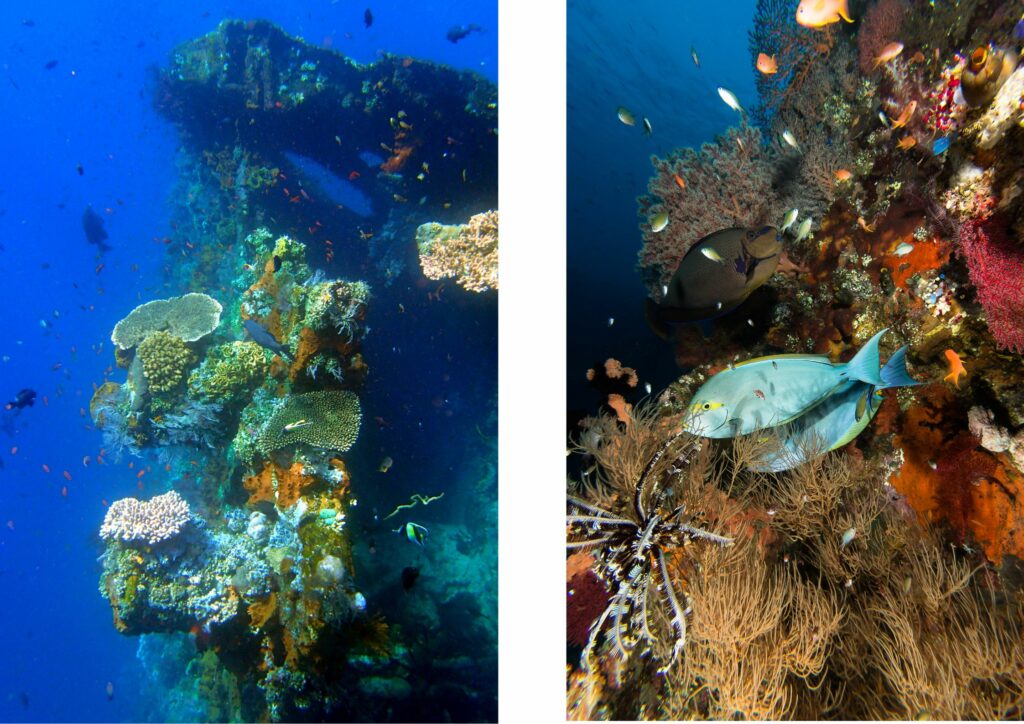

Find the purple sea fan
[[748, 0, 821, 128], [637, 124, 783, 297]]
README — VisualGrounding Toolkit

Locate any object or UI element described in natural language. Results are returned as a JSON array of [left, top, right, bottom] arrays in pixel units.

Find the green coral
[[112, 293, 223, 350], [138, 331, 198, 395], [189, 342, 269, 403], [244, 165, 279, 191], [258, 391, 362, 454]]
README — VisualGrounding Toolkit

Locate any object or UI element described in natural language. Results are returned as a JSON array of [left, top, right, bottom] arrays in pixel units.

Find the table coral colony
[[90, 19, 498, 723], [568, 0, 1024, 719]]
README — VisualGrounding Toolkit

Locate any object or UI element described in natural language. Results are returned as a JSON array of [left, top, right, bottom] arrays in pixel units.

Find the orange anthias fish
[[897, 135, 917, 150], [834, 169, 853, 182], [873, 42, 904, 68], [756, 53, 778, 75], [796, 0, 853, 27], [944, 349, 967, 387], [673, 173, 686, 190], [890, 101, 917, 129]]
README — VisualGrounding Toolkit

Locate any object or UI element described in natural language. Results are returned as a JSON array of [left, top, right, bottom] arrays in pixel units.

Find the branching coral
[[637, 124, 784, 295], [137, 331, 199, 394], [100, 490, 191, 545], [416, 210, 499, 293]]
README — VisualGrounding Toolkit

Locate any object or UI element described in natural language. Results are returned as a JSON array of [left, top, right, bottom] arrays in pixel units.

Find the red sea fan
[[637, 124, 782, 297], [958, 218, 1024, 354], [857, 0, 909, 75]]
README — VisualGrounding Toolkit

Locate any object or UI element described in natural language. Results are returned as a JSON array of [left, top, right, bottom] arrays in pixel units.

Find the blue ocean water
[[567, 0, 756, 414], [0, 2, 496, 721]]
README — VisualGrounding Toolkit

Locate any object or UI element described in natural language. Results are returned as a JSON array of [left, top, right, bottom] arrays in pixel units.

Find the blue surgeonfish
[[684, 328, 891, 438], [748, 345, 922, 472]]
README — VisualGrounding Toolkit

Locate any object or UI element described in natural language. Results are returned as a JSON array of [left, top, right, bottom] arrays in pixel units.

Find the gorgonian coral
[[957, 218, 1024, 354], [856, 0, 908, 76], [638, 124, 783, 296]]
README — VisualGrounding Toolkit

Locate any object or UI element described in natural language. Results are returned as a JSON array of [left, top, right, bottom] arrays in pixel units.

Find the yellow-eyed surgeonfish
[[617, 106, 636, 126], [685, 328, 892, 438], [650, 212, 670, 233], [747, 345, 922, 471], [645, 226, 781, 339]]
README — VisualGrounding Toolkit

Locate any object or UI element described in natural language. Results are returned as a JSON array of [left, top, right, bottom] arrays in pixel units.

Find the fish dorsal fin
[[842, 328, 886, 386], [733, 353, 831, 369]]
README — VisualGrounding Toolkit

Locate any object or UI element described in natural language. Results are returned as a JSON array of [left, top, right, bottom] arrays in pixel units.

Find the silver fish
[[781, 129, 800, 151], [642, 117, 652, 136], [717, 86, 743, 113], [284, 419, 313, 432], [795, 217, 813, 242], [892, 242, 914, 256], [840, 527, 857, 548], [701, 247, 725, 263]]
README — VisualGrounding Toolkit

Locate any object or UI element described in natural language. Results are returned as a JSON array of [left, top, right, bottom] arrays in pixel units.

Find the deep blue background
[[567, 0, 757, 413], [0, 1, 495, 720]]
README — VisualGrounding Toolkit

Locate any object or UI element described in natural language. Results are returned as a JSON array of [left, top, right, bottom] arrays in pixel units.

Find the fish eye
[[702, 402, 711, 410]]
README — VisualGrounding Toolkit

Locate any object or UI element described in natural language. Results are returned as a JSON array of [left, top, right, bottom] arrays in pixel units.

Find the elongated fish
[[684, 328, 891, 438]]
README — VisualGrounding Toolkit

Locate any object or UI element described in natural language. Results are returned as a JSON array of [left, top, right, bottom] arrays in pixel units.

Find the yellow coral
[[137, 331, 197, 394], [417, 210, 498, 292]]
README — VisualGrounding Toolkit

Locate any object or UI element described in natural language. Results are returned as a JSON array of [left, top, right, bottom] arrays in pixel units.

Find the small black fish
[[446, 24, 483, 43], [243, 319, 294, 361], [272, 255, 282, 272], [76, 164, 84, 176], [364, 8, 373, 28], [401, 566, 420, 591], [5, 389, 37, 411], [82, 205, 111, 252], [44, 60, 58, 70]]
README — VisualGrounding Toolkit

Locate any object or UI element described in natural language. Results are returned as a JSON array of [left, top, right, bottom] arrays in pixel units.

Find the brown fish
[[646, 225, 781, 339]]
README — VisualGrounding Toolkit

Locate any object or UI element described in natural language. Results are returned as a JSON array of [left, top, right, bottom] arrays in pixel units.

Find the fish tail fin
[[880, 346, 923, 388], [838, 0, 854, 22], [644, 298, 671, 340], [843, 328, 886, 386]]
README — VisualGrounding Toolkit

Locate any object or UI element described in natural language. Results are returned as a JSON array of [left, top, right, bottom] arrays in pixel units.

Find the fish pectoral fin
[[855, 390, 868, 422]]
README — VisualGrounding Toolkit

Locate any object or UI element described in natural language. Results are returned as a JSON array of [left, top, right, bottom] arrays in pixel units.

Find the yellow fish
[[796, 0, 853, 27]]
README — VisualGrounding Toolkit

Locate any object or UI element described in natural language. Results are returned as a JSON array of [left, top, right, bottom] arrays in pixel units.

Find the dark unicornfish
[[364, 8, 373, 28], [646, 225, 781, 339], [446, 24, 483, 43], [82, 205, 111, 252], [5, 389, 36, 411], [243, 319, 294, 361]]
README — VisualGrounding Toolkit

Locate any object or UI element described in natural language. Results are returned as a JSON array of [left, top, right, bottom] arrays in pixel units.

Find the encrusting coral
[[416, 210, 498, 293], [258, 390, 362, 454], [188, 341, 269, 402]]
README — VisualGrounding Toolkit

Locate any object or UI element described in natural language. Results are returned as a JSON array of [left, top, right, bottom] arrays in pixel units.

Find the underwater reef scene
[[82, 19, 496, 723], [568, 0, 1024, 718]]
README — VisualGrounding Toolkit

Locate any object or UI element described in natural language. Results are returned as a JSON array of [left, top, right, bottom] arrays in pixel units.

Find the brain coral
[[189, 341, 269, 402], [112, 293, 223, 349], [258, 390, 362, 454], [416, 210, 498, 293], [138, 331, 198, 394]]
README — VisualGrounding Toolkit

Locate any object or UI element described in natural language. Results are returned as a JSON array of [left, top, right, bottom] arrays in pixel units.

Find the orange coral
[[566, 551, 595, 580], [603, 358, 638, 388], [247, 593, 277, 630], [243, 461, 317, 508], [607, 394, 631, 424], [380, 144, 415, 173]]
